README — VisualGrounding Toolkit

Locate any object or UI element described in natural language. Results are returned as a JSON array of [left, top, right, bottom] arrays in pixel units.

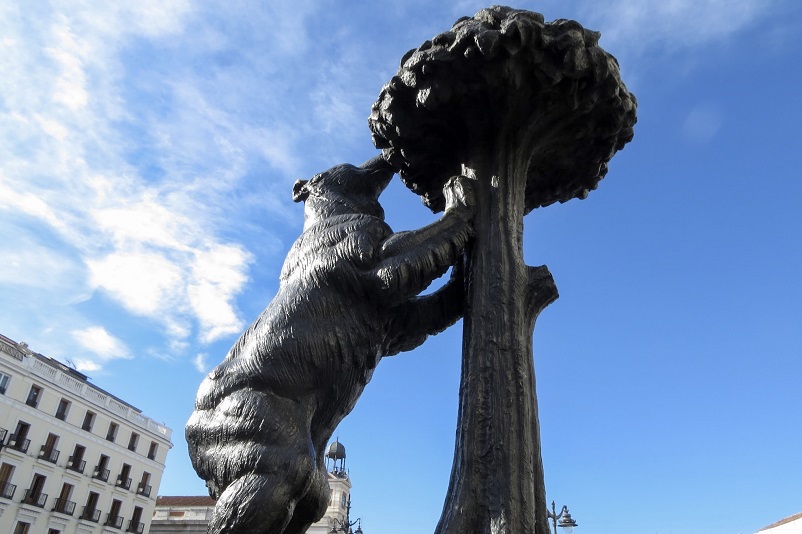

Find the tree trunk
[[434, 139, 558, 534]]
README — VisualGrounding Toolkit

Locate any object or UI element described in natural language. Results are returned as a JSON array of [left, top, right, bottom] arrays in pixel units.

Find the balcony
[[126, 520, 145, 533], [53, 497, 76, 516], [55, 409, 68, 421], [21, 489, 48, 508], [105, 514, 124, 529], [7, 433, 30, 453], [67, 456, 87, 473], [25, 396, 39, 408], [39, 445, 60, 464], [93, 467, 110, 482], [136, 483, 152, 498], [0, 482, 16, 500], [115, 476, 132, 490], [80, 507, 101, 523]]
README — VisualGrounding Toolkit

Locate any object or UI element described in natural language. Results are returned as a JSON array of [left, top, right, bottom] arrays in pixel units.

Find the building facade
[[152, 441, 357, 534], [758, 511, 802, 534], [0, 334, 173, 534]]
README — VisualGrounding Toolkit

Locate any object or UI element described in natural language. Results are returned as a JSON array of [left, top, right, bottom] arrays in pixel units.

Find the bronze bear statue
[[186, 156, 474, 534]]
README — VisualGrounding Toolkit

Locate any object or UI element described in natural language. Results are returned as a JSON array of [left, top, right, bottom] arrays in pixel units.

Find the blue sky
[[1, 1, 800, 533]]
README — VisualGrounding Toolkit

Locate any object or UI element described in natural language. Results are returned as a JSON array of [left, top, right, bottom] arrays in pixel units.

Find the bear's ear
[[292, 180, 309, 203]]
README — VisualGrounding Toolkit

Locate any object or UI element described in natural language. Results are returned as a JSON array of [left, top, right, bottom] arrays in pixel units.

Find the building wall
[[759, 513, 802, 534], [307, 472, 352, 534], [0, 334, 173, 534], [152, 469, 355, 534]]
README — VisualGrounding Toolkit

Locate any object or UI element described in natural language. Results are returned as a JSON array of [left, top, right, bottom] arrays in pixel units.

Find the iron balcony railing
[[67, 456, 87, 473], [126, 520, 145, 533], [8, 433, 30, 453], [39, 445, 60, 464], [115, 475, 132, 490], [93, 466, 110, 482], [55, 409, 68, 421], [22, 489, 48, 508], [53, 497, 76, 515], [105, 513, 124, 528], [80, 507, 101, 522], [136, 483, 152, 497], [0, 428, 7, 445], [0, 482, 16, 499]]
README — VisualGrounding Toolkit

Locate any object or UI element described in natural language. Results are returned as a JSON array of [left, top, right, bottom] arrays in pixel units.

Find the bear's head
[[292, 156, 394, 227]]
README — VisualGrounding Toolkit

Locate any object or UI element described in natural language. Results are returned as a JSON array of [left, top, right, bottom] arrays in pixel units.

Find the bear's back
[[280, 213, 392, 285]]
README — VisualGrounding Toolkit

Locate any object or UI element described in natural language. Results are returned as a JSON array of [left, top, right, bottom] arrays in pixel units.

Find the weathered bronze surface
[[188, 5, 635, 534], [186, 157, 475, 533], [369, 6, 635, 534]]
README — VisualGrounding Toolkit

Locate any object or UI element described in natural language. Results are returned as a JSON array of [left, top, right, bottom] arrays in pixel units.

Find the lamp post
[[547, 500, 578, 534], [329, 496, 363, 534]]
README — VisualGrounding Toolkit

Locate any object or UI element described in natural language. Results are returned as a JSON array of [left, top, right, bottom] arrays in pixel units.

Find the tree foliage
[[369, 6, 637, 213]]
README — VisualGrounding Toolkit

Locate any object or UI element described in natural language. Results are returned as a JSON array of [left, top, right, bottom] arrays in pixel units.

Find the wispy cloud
[[71, 326, 131, 372], [193, 353, 209, 374], [580, 0, 770, 56], [0, 2, 282, 367]]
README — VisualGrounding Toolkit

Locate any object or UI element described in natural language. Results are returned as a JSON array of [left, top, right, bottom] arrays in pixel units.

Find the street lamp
[[329, 496, 363, 534], [547, 500, 578, 534]]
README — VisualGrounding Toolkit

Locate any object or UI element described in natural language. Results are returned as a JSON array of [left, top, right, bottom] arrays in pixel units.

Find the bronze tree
[[369, 6, 637, 534]]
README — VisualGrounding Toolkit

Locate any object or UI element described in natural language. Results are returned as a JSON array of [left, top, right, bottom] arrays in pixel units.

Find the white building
[[0, 334, 173, 534], [151, 440, 358, 534], [757, 511, 802, 534]]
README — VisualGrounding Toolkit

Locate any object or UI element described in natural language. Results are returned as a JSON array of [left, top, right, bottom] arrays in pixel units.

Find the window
[[48, 529, 61, 534], [137, 471, 152, 497], [39, 433, 60, 464], [94, 454, 110, 481], [13, 521, 30, 534], [10, 421, 30, 452], [117, 463, 131, 489], [81, 410, 95, 432], [68, 444, 86, 473], [82, 491, 100, 522], [0, 462, 16, 499], [129, 505, 144, 533], [0, 371, 10, 394], [106, 498, 123, 528], [55, 398, 70, 420], [54, 482, 75, 515], [147, 441, 158, 460], [25, 384, 42, 407], [128, 432, 139, 452], [106, 422, 119, 442], [24, 473, 47, 507]]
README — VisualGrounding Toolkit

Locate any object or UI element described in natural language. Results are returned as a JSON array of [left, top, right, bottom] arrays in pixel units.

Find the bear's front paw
[[443, 175, 475, 218]]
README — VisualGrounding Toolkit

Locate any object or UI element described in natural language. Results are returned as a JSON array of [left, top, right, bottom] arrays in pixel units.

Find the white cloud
[[193, 353, 209, 374], [88, 251, 184, 316], [0, 1, 279, 358], [189, 243, 251, 342], [73, 359, 101, 373], [581, 0, 767, 54], [71, 326, 131, 361]]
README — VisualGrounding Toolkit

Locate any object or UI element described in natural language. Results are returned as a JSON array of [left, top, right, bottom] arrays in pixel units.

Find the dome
[[326, 440, 346, 461]]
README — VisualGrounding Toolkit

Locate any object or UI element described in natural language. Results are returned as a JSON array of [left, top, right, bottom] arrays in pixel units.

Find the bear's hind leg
[[282, 463, 330, 534], [209, 447, 319, 534]]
